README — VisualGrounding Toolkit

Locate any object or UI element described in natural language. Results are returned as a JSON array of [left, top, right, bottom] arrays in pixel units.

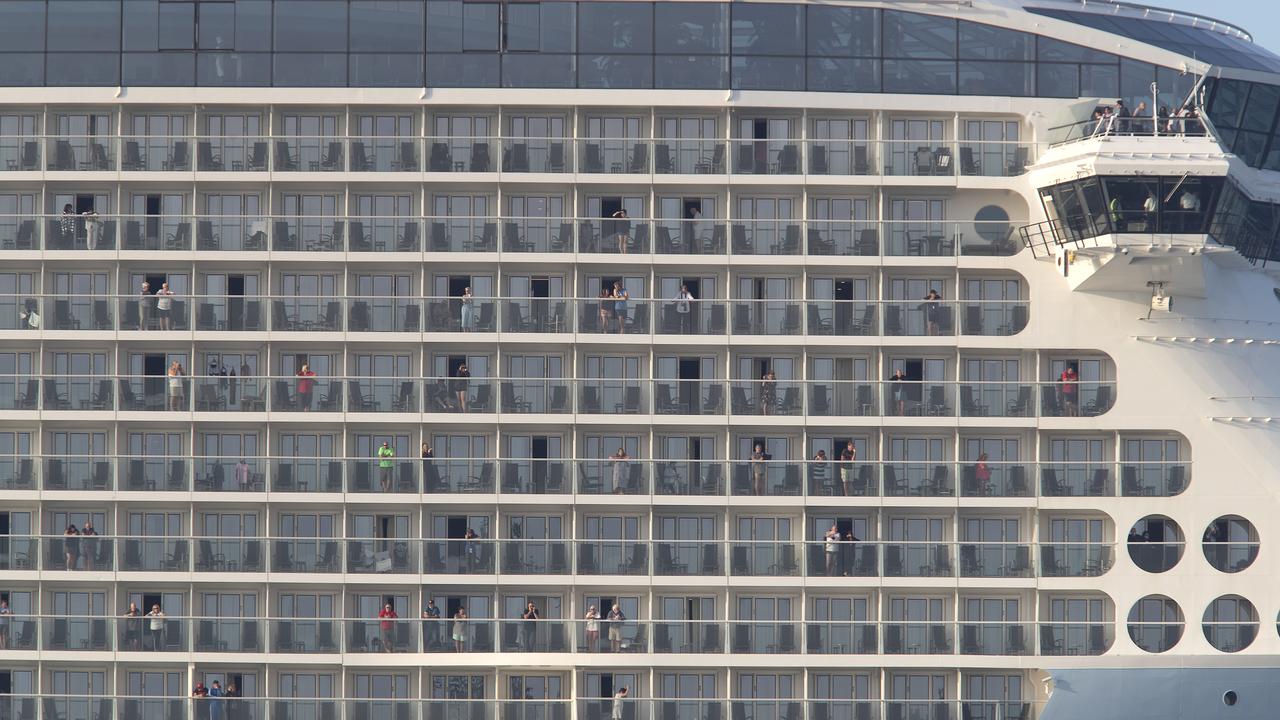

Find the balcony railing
[[0, 614, 1112, 658], [0, 456, 1178, 500], [7, 536, 1117, 580], [4, 134, 1037, 179], [0, 214, 1022, 258]]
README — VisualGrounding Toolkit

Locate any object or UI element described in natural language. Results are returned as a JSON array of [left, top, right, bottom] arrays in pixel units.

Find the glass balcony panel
[[959, 622, 1031, 655], [271, 458, 343, 492], [421, 618, 495, 652], [120, 456, 189, 489], [577, 217, 651, 254], [959, 462, 1031, 497], [805, 301, 878, 337], [426, 138, 497, 173], [959, 543, 1033, 577], [806, 622, 878, 654], [1203, 623, 1257, 653], [501, 217, 574, 253], [497, 619, 570, 652], [731, 220, 802, 255], [731, 461, 801, 496], [1040, 382, 1115, 417], [35, 698, 114, 720], [1203, 542, 1259, 573], [1040, 543, 1113, 577], [424, 459, 496, 493], [652, 380, 723, 415], [346, 539, 418, 574], [882, 301, 956, 336], [501, 298, 572, 332], [423, 539, 496, 574], [0, 453, 37, 489], [1039, 623, 1113, 655], [197, 136, 270, 172], [45, 297, 102, 330], [884, 141, 953, 177], [654, 139, 725, 175], [193, 538, 265, 572], [576, 299, 651, 335], [653, 218, 726, 254], [499, 540, 570, 574], [43, 535, 113, 571], [500, 459, 569, 494], [46, 136, 116, 171], [427, 217, 497, 251], [653, 542, 722, 575], [730, 301, 803, 336], [1, 297, 40, 329], [807, 139, 876, 176], [0, 138, 41, 172], [729, 622, 800, 653], [1120, 462, 1188, 496], [118, 538, 188, 572], [42, 456, 112, 491], [574, 618, 647, 653], [728, 380, 803, 416], [426, 376, 495, 412], [806, 460, 879, 497], [193, 618, 262, 651], [119, 215, 192, 250], [729, 542, 800, 576], [346, 297, 421, 331], [271, 618, 340, 653], [882, 622, 953, 654], [809, 702, 880, 720], [652, 621, 723, 653], [43, 213, 119, 251], [1040, 463, 1113, 496], [959, 382, 1033, 417], [805, 220, 879, 257], [731, 140, 801, 175], [653, 300, 726, 335], [271, 538, 342, 573], [883, 462, 954, 496], [958, 222, 1022, 257], [425, 298, 498, 331], [190, 295, 265, 329], [883, 542, 953, 577], [121, 136, 192, 171], [957, 141, 1031, 177], [271, 297, 343, 330], [884, 702, 954, 720], [349, 137, 420, 172], [580, 139, 650, 174], [275, 137, 344, 172], [807, 380, 878, 417], [189, 456, 262, 492], [0, 537, 38, 570], [42, 617, 111, 650], [576, 540, 648, 575], [576, 379, 647, 414], [805, 540, 878, 577], [576, 459, 649, 495], [501, 139, 571, 173], [654, 461, 724, 495], [346, 618, 417, 653], [190, 376, 268, 412], [345, 378, 419, 413], [344, 457, 418, 493]]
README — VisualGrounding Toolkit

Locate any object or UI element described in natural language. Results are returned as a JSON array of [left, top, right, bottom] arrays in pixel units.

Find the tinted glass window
[[123, 52, 196, 85], [654, 3, 728, 54], [808, 58, 880, 92], [507, 2, 574, 52], [0, 53, 45, 85], [349, 54, 424, 87], [425, 0, 463, 52], [578, 2, 653, 54], [198, 2, 235, 50], [48, 0, 122, 51], [273, 53, 348, 86], [123, 0, 160, 51], [959, 61, 1033, 96], [234, 0, 272, 51], [0, 1, 46, 51], [46, 52, 121, 85], [463, 3, 499, 52], [884, 60, 956, 94], [883, 11, 955, 59], [426, 53, 500, 88], [274, 0, 347, 52], [655, 55, 728, 89], [732, 56, 803, 90], [732, 4, 804, 55], [1240, 84, 1280, 133], [197, 51, 271, 86], [807, 6, 878, 58], [959, 21, 1032, 61], [502, 54, 575, 88], [350, 0, 424, 52], [1080, 64, 1119, 98], [158, 1, 195, 50], [579, 55, 654, 89], [1037, 36, 1115, 63], [1037, 64, 1080, 98]]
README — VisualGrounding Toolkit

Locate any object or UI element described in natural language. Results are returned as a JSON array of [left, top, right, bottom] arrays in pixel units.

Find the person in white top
[[1179, 190, 1201, 232], [83, 208, 102, 251], [824, 525, 840, 576], [146, 603, 166, 651], [612, 687, 629, 720], [155, 282, 175, 330], [674, 284, 695, 333]]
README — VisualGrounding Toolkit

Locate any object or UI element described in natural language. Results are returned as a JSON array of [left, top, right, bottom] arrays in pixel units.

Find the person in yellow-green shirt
[[377, 441, 395, 492]]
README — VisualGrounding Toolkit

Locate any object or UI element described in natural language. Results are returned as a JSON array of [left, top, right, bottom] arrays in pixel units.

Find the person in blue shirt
[[208, 680, 225, 720]]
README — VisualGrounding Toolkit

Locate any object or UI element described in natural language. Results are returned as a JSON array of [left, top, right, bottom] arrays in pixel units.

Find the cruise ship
[[2, 0, 1280, 718]]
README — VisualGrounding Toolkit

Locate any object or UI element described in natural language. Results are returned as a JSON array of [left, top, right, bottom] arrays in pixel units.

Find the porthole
[[1224, 690, 1238, 706], [1127, 595, 1183, 653], [1127, 515, 1184, 573], [1203, 515, 1259, 573], [1203, 595, 1258, 653], [974, 205, 1010, 241]]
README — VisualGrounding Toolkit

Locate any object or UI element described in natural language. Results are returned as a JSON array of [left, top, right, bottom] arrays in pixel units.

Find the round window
[[1203, 595, 1258, 653], [1203, 515, 1258, 573], [1126, 595, 1183, 653], [1127, 515, 1184, 573], [974, 205, 1011, 242]]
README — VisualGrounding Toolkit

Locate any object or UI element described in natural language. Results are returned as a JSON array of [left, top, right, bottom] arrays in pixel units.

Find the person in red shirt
[[1059, 365, 1078, 416], [295, 363, 316, 411], [378, 603, 398, 652]]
